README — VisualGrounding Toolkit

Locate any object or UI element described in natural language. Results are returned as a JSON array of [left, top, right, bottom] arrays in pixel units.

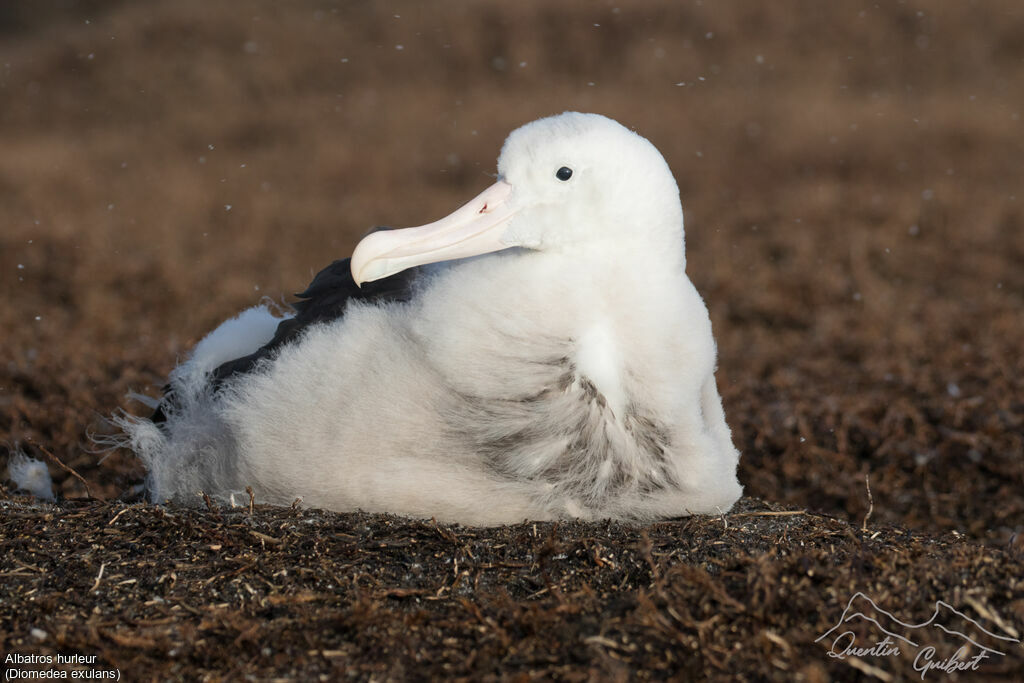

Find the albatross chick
[[116, 112, 743, 525]]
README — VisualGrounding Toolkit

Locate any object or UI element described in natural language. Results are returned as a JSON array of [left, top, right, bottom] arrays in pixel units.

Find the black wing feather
[[151, 247, 420, 424]]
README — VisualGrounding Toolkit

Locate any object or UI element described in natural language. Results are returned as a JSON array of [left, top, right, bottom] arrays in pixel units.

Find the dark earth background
[[1, 1, 1022, 679]]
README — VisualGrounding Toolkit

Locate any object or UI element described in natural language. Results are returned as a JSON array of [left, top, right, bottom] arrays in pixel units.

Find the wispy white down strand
[[7, 453, 55, 501]]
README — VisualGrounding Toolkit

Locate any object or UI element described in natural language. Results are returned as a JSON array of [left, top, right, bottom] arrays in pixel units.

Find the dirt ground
[[2, 0, 1022, 679]]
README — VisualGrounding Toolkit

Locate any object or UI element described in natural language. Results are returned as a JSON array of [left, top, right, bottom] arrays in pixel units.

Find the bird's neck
[[413, 244, 694, 404]]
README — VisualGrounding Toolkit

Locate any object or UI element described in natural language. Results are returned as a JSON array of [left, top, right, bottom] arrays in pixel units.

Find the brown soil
[[2, 1, 1022, 679]]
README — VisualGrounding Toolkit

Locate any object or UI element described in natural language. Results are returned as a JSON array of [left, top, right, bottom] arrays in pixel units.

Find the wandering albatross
[[117, 112, 743, 525]]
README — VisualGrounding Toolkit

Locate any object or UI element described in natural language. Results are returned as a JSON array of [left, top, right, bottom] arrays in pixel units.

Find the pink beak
[[351, 181, 517, 285]]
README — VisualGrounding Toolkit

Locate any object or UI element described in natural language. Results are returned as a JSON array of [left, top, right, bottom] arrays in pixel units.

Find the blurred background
[[1, 0, 1021, 543]]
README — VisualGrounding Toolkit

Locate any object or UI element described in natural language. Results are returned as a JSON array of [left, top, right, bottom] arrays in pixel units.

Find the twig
[[250, 530, 282, 546], [583, 635, 627, 651], [14, 559, 45, 573], [862, 473, 874, 532], [964, 595, 1020, 639], [730, 510, 807, 518], [245, 486, 255, 515], [107, 507, 130, 526], [639, 530, 662, 585], [843, 655, 893, 681], [431, 518, 459, 544], [37, 444, 100, 500], [379, 587, 432, 599], [203, 563, 257, 586], [91, 562, 107, 592], [762, 629, 792, 657]]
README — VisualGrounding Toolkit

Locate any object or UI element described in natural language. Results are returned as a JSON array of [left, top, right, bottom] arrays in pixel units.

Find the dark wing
[[151, 251, 420, 424]]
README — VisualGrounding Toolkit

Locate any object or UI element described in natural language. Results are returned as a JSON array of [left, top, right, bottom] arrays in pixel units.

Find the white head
[[351, 112, 686, 284]]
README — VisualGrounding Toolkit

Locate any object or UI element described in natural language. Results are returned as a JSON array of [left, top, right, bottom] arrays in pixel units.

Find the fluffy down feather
[[7, 453, 55, 502]]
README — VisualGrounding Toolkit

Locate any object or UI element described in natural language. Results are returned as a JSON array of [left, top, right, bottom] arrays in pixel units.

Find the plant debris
[[2, 497, 1021, 679]]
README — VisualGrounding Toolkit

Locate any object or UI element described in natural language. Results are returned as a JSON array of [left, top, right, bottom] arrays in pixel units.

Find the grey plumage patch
[[451, 355, 677, 512], [625, 408, 679, 493], [579, 377, 607, 410]]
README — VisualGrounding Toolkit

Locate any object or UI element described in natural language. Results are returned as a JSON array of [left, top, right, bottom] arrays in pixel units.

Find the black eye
[[556, 166, 573, 181]]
